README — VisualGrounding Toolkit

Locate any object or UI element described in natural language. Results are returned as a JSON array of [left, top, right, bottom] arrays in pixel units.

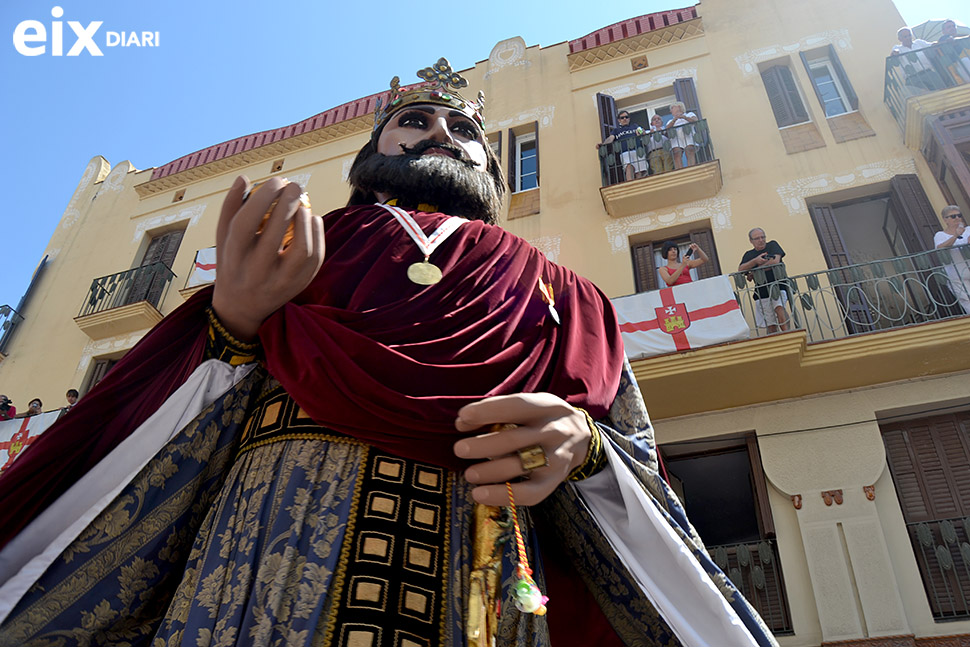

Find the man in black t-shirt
[[596, 110, 647, 181], [738, 227, 790, 333]]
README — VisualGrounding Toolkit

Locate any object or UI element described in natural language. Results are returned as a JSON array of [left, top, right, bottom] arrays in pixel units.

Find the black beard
[[349, 149, 502, 225]]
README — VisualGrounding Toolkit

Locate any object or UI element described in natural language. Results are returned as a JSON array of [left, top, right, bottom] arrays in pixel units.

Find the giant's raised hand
[[212, 176, 325, 340], [453, 393, 593, 506]]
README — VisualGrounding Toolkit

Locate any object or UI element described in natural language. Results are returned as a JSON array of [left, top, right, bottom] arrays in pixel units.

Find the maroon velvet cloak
[[0, 204, 622, 547]]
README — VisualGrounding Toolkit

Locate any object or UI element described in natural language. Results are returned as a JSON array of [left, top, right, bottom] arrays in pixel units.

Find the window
[[515, 133, 538, 191], [882, 410, 970, 620], [486, 131, 501, 161], [800, 46, 858, 117], [507, 124, 539, 193], [662, 435, 793, 634], [126, 229, 184, 307], [760, 63, 810, 128], [82, 357, 119, 395], [630, 227, 721, 292]]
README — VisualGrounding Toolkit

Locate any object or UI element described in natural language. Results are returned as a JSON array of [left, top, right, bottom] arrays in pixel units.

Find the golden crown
[[373, 58, 485, 137]]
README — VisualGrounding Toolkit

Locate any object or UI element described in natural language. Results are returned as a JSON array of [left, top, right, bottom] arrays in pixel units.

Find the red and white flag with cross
[[612, 275, 750, 360], [0, 411, 61, 473]]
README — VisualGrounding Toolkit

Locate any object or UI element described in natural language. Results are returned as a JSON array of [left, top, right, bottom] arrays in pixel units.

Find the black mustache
[[399, 140, 474, 165]]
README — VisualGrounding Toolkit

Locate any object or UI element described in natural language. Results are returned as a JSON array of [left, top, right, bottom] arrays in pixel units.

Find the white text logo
[[12, 7, 160, 56]]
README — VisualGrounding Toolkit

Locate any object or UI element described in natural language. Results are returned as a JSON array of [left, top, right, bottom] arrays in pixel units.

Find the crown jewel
[[373, 58, 485, 137]]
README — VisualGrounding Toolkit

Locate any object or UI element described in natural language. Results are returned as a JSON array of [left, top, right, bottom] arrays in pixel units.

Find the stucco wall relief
[[822, 489, 844, 506], [76, 329, 150, 374], [484, 37, 530, 79], [776, 157, 918, 216], [97, 161, 136, 195], [605, 196, 732, 254], [131, 204, 207, 244], [596, 67, 697, 101], [527, 235, 562, 263], [735, 29, 852, 78], [62, 157, 110, 229], [487, 106, 556, 131]]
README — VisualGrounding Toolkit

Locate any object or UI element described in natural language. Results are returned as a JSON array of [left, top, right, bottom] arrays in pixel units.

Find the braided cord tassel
[[505, 482, 548, 615]]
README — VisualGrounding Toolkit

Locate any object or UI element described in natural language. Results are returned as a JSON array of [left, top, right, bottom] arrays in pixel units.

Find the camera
[[684, 247, 693, 258], [0, 397, 10, 412]]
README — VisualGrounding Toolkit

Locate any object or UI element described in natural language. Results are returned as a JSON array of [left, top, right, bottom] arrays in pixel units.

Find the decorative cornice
[[568, 18, 705, 72], [134, 115, 371, 198]]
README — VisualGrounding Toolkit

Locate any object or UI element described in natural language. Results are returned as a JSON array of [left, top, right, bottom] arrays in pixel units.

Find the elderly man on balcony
[[739, 227, 791, 334], [891, 27, 939, 91]]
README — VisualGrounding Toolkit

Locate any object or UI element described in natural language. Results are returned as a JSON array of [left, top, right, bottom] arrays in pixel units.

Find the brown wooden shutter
[[889, 174, 938, 251], [747, 435, 776, 538], [809, 204, 852, 268], [84, 358, 118, 395], [631, 242, 658, 292], [596, 92, 618, 140], [128, 230, 183, 306], [883, 413, 970, 523], [532, 121, 540, 187], [673, 78, 702, 118], [689, 228, 721, 280], [882, 412, 970, 619], [507, 128, 517, 191], [761, 65, 809, 127], [809, 204, 874, 331]]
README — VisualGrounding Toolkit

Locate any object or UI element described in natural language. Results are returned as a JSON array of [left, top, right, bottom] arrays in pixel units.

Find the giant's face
[[377, 104, 488, 170]]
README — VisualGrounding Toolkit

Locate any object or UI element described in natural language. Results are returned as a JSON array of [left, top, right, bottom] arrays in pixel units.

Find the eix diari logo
[[12, 6, 160, 56]]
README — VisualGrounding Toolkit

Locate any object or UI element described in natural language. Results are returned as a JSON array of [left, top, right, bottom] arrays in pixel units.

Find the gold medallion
[[407, 261, 443, 285]]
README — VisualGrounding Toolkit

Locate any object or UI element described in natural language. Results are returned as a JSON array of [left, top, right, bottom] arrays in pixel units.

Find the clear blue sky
[[0, 0, 962, 309]]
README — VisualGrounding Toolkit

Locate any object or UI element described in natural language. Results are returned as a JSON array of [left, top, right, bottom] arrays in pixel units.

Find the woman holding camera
[[0, 396, 16, 421], [660, 240, 709, 286]]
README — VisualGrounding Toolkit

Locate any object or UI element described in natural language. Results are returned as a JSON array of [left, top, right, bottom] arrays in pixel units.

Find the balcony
[[626, 249, 970, 419], [731, 248, 970, 342], [74, 263, 175, 340], [709, 539, 793, 635], [0, 305, 24, 360], [884, 40, 970, 147], [597, 119, 721, 218]]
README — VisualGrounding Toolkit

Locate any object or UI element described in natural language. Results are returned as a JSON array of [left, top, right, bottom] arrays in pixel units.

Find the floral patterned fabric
[[0, 360, 776, 647]]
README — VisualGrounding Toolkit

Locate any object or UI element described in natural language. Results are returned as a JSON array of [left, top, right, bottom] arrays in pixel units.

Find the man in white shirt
[[891, 27, 940, 90]]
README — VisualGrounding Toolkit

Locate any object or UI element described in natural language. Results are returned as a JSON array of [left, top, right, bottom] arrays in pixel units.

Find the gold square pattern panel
[[324, 450, 451, 647]]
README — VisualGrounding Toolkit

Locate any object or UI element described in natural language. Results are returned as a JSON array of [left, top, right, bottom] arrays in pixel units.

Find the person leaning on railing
[[934, 205, 970, 315], [738, 227, 791, 333]]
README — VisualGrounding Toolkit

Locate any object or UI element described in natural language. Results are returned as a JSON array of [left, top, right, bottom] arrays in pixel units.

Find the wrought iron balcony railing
[[709, 538, 793, 635], [884, 39, 970, 131], [907, 517, 970, 620], [597, 118, 715, 187], [78, 262, 176, 318], [729, 247, 970, 342], [0, 305, 24, 355]]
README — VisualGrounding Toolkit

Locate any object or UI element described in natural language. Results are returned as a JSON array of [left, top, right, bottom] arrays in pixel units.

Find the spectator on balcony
[[0, 395, 15, 421], [660, 240, 709, 286], [891, 27, 939, 91], [936, 20, 970, 83], [64, 389, 79, 411], [934, 205, 970, 314], [16, 398, 43, 418], [596, 110, 647, 181], [667, 102, 698, 169], [738, 228, 790, 333], [647, 114, 674, 175]]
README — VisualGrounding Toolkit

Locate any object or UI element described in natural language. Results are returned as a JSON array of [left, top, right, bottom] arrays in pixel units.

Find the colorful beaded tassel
[[505, 482, 549, 615]]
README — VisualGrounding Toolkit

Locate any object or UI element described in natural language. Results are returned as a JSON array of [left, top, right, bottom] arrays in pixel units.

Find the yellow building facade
[[2, 1, 970, 645]]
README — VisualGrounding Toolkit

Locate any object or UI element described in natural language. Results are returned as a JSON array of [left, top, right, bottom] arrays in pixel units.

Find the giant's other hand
[[212, 176, 325, 340], [453, 393, 592, 506]]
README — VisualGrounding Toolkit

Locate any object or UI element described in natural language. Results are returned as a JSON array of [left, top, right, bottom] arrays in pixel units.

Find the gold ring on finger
[[517, 445, 549, 472]]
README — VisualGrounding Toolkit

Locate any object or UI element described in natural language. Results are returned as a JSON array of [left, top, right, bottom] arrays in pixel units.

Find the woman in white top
[[934, 204, 970, 314], [668, 102, 698, 169]]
